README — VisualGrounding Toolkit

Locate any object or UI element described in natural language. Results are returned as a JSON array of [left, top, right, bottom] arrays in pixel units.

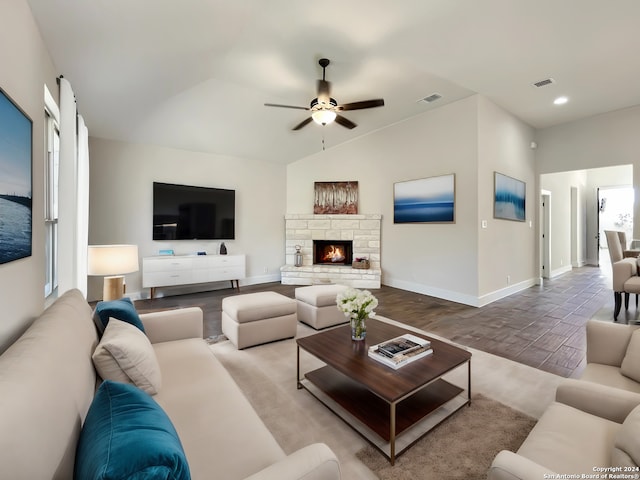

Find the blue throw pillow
[[75, 381, 190, 480], [93, 297, 144, 334]]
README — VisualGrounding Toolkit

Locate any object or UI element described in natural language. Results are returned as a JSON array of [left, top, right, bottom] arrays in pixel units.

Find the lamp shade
[[88, 245, 139, 276], [311, 109, 337, 125]]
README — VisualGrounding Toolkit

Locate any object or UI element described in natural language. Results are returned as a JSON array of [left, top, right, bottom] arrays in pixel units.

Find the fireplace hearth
[[313, 240, 353, 265]]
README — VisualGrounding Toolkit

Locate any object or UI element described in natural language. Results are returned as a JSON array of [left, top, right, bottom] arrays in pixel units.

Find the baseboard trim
[[383, 278, 480, 307], [241, 273, 282, 286], [476, 278, 538, 307], [383, 277, 538, 308], [549, 265, 572, 278]]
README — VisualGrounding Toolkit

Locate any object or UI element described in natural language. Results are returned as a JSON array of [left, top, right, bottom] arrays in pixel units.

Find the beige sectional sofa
[[0, 289, 341, 480]]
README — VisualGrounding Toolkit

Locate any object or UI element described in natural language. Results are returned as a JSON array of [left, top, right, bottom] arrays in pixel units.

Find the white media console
[[142, 254, 246, 299]]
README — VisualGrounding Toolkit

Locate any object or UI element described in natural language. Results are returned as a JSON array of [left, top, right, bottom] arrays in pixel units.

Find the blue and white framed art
[[393, 174, 455, 224], [0, 87, 32, 264], [494, 172, 525, 222]]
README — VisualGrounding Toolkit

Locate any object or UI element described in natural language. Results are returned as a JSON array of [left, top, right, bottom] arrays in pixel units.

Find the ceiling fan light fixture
[[265, 58, 383, 131], [311, 109, 337, 125]]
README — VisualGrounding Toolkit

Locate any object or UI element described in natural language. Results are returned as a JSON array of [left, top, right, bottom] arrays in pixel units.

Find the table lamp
[[88, 245, 139, 301]]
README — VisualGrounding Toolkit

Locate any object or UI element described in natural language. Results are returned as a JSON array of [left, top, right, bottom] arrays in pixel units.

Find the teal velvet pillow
[[93, 297, 145, 334], [75, 381, 190, 480]]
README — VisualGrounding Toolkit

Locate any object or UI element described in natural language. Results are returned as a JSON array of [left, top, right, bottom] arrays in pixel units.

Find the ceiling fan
[[264, 58, 384, 131]]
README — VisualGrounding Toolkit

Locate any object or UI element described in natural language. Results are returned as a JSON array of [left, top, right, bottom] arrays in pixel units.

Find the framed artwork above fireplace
[[313, 181, 358, 214]]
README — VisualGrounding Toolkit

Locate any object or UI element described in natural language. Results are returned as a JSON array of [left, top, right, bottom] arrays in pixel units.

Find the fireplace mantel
[[281, 214, 381, 288]]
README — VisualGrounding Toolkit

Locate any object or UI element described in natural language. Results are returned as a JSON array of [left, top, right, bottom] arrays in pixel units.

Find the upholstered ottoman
[[221, 292, 297, 349], [295, 284, 349, 330]]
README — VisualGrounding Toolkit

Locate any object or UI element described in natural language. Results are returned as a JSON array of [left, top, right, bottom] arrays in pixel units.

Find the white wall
[[536, 105, 640, 237], [288, 97, 479, 304], [0, 0, 58, 352], [571, 185, 586, 268], [287, 96, 536, 306], [477, 96, 537, 301], [88, 138, 287, 301]]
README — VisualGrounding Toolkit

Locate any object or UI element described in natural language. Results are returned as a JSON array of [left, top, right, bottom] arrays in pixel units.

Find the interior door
[[541, 193, 551, 279]]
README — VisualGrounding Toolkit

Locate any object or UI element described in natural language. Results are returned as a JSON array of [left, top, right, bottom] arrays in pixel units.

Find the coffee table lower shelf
[[298, 365, 470, 464]]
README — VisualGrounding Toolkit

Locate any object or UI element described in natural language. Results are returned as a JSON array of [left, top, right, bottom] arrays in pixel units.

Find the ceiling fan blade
[[316, 80, 331, 104], [292, 117, 313, 131], [264, 103, 309, 111], [334, 114, 357, 130], [337, 99, 385, 111]]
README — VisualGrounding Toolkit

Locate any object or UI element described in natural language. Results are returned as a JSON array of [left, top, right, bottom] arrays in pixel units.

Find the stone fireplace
[[313, 240, 353, 265], [281, 214, 381, 288]]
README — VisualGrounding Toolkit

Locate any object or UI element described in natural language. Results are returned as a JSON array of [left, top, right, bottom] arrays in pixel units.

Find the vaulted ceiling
[[26, 0, 640, 164]]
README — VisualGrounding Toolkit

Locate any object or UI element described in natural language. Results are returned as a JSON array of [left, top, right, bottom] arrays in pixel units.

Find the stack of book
[[368, 333, 433, 369]]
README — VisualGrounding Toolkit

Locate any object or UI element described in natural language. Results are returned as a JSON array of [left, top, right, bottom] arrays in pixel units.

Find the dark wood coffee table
[[296, 318, 471, 465]]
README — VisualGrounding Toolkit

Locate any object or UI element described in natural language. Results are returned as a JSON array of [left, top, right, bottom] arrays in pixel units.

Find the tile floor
[[136, 264, 630, 378]]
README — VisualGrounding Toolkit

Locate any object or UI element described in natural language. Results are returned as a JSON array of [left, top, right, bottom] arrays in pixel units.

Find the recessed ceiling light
[[553, 96, 568, 105]]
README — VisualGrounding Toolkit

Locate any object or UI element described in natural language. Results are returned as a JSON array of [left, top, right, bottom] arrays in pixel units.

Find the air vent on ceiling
[[532, 78, 555, 88], [420, 93, 443, 103]]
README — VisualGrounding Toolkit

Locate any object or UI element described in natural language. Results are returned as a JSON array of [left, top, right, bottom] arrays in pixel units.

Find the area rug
[[355, 394, 535, 480], [210, 320, 559, 479]]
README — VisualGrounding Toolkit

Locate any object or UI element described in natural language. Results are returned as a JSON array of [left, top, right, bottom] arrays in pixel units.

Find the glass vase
[[350, 315, 367, 341]]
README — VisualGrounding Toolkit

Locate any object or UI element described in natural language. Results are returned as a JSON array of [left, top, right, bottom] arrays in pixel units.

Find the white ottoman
[[295, 284, 350, 330], [222, 292, 297, 349]]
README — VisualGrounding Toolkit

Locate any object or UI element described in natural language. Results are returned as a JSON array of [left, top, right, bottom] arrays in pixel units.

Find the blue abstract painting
[[0, 88, 32, 264], [494, 172, 525, 222], [394, 174, 455, 224]]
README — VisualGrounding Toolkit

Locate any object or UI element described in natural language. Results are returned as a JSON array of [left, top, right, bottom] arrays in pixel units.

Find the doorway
[[598, 186, 634, 266]]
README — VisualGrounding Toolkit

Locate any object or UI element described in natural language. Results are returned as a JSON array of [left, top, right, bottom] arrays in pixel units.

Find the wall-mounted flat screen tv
[[153, 182, 235, 240]]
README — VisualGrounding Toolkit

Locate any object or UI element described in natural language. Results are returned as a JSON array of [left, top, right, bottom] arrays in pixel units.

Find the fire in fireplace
[[313, 240, 353, 265]]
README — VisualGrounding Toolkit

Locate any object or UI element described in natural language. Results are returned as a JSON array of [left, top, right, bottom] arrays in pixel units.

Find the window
[[44, 110, 59, 298]]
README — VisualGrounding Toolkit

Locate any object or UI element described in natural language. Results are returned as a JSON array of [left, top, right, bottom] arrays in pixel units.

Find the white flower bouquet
[[336, 288, 378, 340]]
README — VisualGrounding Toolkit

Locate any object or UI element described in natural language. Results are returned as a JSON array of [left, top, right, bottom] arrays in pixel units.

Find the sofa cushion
[[613, 404, 640, 467], [222, 292, 297, 323], [92, 318, 162, 395], [0, 289, 97, 480], [295, 284, 349, 307], [75, 380, 190, 480], [581, 364, 640, 394], [93, 297, 144, 334], [152, 338, 286, 479], [621, 329, 640, 382], [517, 402, 619, 474]]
